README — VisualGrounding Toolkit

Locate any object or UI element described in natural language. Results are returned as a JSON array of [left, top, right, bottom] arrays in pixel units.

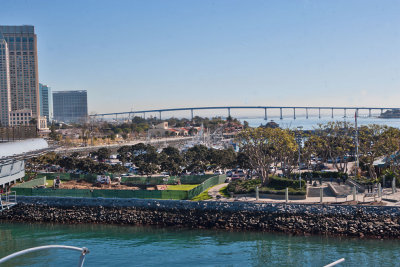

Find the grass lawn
[[46, 179, 54, 187], [191, 184, 221, 201], [219, 185, 230, 198], [166, 184, 199, 190]]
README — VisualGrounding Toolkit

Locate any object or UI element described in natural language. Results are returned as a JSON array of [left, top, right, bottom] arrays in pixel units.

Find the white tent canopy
[[0, 139, 49, 159]]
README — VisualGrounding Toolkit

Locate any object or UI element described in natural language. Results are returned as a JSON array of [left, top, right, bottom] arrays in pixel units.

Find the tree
[[236, 128, 282, 185], [160, 146, 184, 175], [184, 145, 209, 173], [58, 156, 77, 170], [313, 122, 354, 173], [29, 117, 37, 126], [358, 125, 400, 179], [208, 148, 237, 170], [49, 124, 61, 141], [236, 152, 251, 170], [94, 147, 111, 162], [117, 146, 131, 165], [270, 129, 297, 177], [132, 144, 160, 176]]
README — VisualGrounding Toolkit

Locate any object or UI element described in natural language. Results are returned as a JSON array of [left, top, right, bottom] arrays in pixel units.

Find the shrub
[[227, 177, 306, 195]]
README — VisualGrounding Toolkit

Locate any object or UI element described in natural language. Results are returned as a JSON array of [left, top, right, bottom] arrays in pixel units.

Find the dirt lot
[[58, 180, 141, 190]]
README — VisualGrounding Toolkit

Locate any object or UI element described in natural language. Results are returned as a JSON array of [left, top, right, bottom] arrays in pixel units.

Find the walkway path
[[206, 182, 400, 206], [207, 183, 229, 200]]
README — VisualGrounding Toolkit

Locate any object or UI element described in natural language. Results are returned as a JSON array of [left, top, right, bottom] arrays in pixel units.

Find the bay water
[[240, 116, 400, 130], [1, 222, 399, 266]]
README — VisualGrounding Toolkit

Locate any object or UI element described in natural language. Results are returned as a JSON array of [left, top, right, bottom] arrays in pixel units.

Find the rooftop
[[0, 138, 48, 159]]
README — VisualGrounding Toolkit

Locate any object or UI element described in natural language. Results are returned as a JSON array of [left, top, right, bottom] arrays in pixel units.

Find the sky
[[1, 0, 399, 116]]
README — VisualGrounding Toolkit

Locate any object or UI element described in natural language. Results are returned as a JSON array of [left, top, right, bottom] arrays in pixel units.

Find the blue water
[[241, 116, 400, 130], [1, 222, 399, 267]]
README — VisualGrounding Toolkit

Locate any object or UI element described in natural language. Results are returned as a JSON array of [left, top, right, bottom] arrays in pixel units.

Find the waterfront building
[[0, 25, 40, 119], [39, 83, 52, 122], [0, 32, 11, 126], [53, 90, 88, 123]]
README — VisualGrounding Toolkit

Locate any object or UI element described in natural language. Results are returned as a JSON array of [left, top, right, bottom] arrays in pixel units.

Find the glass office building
[[39, 83, 52, 122], [53, 90, 88, 123]]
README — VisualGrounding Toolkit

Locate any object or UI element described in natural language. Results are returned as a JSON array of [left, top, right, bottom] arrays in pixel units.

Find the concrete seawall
[[1, 196, 400, 238]]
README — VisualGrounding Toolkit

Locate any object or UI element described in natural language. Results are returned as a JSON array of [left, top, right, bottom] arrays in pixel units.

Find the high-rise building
[[39, 83, 52, 122], [0, 32, 11, 126], [53, 90, 88, 123], [0, 25, 40, 120]]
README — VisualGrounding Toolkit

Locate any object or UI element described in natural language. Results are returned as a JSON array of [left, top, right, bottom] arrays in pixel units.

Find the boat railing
[[323, 258, 345, 267], [0, 245, 89, 267]]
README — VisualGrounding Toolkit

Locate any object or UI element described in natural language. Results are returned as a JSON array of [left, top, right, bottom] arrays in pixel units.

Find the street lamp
[[296, 126, 303, 189]]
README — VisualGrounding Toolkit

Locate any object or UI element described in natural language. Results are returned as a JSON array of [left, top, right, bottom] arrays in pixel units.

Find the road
[[54, 136, 193, 154]]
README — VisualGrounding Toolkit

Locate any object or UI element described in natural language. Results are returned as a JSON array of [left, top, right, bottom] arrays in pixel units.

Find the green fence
[[14, 177, 46, 188], [35, 173, 213, 185], [180, 175, 214, 184], [121, 176, 179, 185], [12, 175, 226, 200], [187, 175, 226, 199]]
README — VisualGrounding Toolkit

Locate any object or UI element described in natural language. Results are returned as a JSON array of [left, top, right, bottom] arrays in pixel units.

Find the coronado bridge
[[89, 106, 398, 121]]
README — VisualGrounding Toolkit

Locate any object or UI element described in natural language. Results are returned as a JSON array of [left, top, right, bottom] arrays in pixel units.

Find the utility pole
[[355, 110, 359, 176], [296, 126, 303, 189]]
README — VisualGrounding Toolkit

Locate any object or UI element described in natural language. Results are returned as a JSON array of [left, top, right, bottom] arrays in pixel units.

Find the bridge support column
[[228, 108, 231, 118], [369, 109, 372, 117], [381, 108, 384, 115], [143, 112, 146, 119], [280, 108, 283, 120], [306, 108, 309, 119], [319, 108, 321, 119], [115, 114, 118, 121], [159, 111, 162, 120], [331, 108, 334, 119], [264, 108, 267, 121], [344, 108, 347, 118], [293, 108, 296, 120], [191, 109, 194, 121]]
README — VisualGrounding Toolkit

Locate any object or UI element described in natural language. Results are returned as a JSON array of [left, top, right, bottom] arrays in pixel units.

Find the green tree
[[94, 147, 111, 162], [184, 145, 209, 173], [160, 146, 184, 175], [359, 125, 400, 178], [236, 128, 282, 185]]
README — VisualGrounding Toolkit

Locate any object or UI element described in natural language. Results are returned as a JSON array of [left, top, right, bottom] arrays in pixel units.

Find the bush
[[289, 171, 348, 179], [227, 177, 306, 195]]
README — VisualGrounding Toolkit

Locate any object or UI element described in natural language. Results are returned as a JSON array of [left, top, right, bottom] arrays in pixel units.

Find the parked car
[[226, 171, 233, 177], [237, 169, 245, 177], [231, 174, 241, 181]]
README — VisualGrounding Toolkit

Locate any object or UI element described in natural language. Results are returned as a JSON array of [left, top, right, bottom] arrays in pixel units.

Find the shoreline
[[1, 196, 400, 239]]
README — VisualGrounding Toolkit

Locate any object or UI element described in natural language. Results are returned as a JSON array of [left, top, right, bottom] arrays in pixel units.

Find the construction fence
[[12, 175, 227, 200], [33, 173, 214, 185]]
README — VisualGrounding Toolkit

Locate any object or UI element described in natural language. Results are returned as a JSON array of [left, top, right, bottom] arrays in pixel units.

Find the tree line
[[237, 121, 400, 185]]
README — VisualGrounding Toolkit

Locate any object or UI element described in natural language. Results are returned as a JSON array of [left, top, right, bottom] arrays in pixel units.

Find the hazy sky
[[1, 0, 399, 115]]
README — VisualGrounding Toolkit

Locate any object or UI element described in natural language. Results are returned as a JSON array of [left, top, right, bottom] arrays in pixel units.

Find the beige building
[[0, 25, 40, 127], [148, 122, 190, 137], [9, 109, 32, 126]]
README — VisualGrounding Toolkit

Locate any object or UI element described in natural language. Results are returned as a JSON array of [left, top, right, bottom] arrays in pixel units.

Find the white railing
[[0, 245, 89, 267], [0, 191, 17, 211]]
